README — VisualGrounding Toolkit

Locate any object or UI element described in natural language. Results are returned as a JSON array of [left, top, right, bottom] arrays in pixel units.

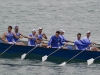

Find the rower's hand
[[60, 46, 64, 49], [70, 41, 74, 43], [43, 39, 48, 41], [41, 41, 44, 44], [89, 44, 92, 47], [43, 33, 46, 37], [47, 46, 51, 48], [43, 33, 47, 39], [91, 42, 96, 45], [43, 33, 46, 36], [20, 36, 23, 39], [64, 43, 68, 46], [5, 40, 8, 43]]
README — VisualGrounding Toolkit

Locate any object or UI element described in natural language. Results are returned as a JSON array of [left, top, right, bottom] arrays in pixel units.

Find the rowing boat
[[0, 42, 100, 63]]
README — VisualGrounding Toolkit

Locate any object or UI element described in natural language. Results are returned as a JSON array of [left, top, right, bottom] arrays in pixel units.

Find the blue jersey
[[81, 37, 91, 48], [60, 35, 72, 50], [38, 34, 43, 40], [74, 39, 88, 50], [13, 32, 20, 42], [48, 35, 63, 48], [5, 32, 13, 42], [28, 34, 37, 46], [59, 35, 67, 42]]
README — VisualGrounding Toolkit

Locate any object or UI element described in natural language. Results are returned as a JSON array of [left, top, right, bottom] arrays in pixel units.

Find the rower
[[59, 29, 73, 50], [36, 27, 48, 47], [28, 29, 38, 46], [47, 31, 63, 48], [37, 27, 47, 41], [2, 26, 14, 44], [13, 26, 25, 45], [81, 31, 100, 51], [74, 33, 88, 50]]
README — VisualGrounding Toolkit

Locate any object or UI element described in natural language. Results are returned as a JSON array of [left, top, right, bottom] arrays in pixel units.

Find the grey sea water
[[0, 0, 100, 75]]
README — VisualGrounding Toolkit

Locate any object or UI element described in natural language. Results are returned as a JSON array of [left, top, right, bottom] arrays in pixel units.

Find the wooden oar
[[0, 44, 14, 56], [92, 44, 100, 47], [0, 39, 21, 56], [87, 56, 100, 66], [42, 47, 61, 62], [96, 44, 100, 46], [59, 50, 85, 66], [21, 45, 38, 60]]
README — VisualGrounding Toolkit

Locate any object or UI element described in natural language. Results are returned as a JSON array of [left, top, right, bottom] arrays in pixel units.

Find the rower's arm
[[43, 33, 47, 39], [64, 38, 73, 43], [1, 33, 8, 43], [20, 33, 28, 38], [63, 37, 74, 43], [74, 41, 89, 50], [27, 34, 38, 39], [59, 38, 65, 46], [27, 36, 35, 39], [81, 39, 91, 45], [20, 33, 35, 39], [48, 37, 52, 47], [13, 33, 20, 38], [36, 38, 39, 43], [75, 42, 88, 46], [74, 41, 82, 50], [66, 40, 74, 43]]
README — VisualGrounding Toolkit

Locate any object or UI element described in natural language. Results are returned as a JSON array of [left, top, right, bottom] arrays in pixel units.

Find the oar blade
[[42, 55, 48, 62], [58, 62, 66, 66], [87, 58, 95, 66], [21, 53, 27, 60]]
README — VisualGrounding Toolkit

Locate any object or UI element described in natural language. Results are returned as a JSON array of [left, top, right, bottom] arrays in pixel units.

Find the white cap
[[87, 31, 91, 34], [60, 29, 65, 32], [32, 29, 36, 32], [38, 27, 43, 30]]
